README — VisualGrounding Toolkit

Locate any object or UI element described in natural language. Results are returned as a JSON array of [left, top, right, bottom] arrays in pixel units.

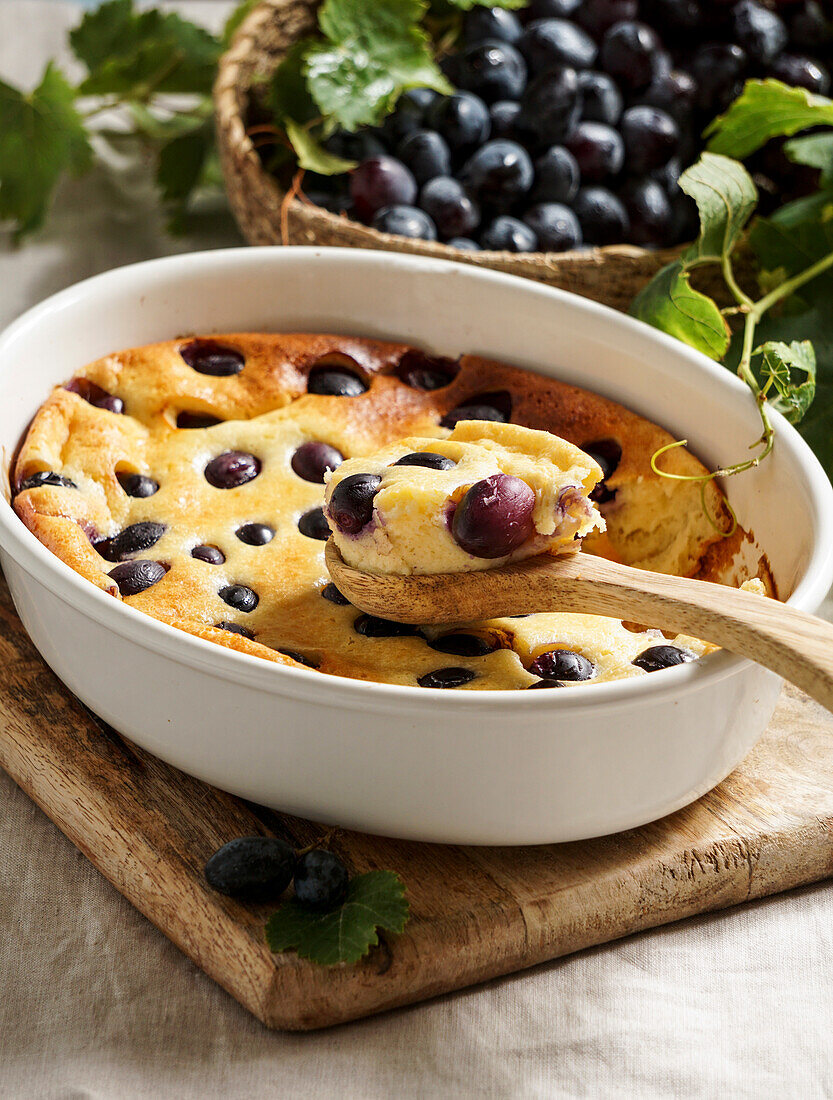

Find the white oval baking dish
[[1, 248, 831, 845]]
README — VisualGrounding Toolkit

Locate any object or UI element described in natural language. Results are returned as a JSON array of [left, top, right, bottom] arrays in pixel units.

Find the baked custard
[[12, 332, 767, 690], [325, 421, 604, 574]]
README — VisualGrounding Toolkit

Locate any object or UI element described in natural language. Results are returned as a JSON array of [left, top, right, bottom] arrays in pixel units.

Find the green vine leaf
[[784, 132, 833, 188], [304, 0, 452, 132], [285, 119, 357, 174], [630, 259, 731, 360], [265, 871, 410, 966], [0, 63, 93, 239], [270, 39, 320, 127], [705, 79, 833, 160], [679, 152, 758, 265], [71, 0, 221, 98], [754, 340, 817, 425]]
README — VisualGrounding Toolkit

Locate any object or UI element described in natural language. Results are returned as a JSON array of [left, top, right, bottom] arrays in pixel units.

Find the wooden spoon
[[325, 540, 833, 710]]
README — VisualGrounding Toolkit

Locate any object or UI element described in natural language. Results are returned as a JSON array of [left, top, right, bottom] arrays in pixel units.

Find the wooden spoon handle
[[514, 554, 833, 711]]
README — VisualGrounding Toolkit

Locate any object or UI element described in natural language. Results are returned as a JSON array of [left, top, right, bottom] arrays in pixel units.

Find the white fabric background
[[1, 5, 833, 1096]]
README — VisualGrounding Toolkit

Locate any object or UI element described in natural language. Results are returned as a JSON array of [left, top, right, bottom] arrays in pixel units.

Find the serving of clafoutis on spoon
[[325, 541, 833, 713], [320, 421, 833, 712]]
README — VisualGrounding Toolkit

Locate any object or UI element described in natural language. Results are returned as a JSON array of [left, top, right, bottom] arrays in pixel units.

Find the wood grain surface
[[1, 572, 832, 1031]]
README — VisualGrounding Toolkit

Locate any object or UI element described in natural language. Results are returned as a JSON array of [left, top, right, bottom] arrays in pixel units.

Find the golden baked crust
[[13, 332, 746, 689]]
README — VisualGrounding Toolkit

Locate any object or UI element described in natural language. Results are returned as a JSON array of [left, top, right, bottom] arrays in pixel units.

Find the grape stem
[[653, 244, 833, 533]]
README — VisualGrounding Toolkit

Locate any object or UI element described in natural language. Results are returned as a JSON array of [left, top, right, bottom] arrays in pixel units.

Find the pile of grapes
[[303, 1, 832, 253]]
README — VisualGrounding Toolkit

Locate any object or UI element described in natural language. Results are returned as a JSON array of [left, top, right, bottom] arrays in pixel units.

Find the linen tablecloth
[[2, 6, 832, 1096]]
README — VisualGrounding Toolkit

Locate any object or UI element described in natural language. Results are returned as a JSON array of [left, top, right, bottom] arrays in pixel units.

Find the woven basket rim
[[213, 0, 682, 268]]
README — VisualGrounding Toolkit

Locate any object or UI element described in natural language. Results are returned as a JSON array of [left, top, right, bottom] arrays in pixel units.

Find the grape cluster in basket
[[305, 0, 831, 253]]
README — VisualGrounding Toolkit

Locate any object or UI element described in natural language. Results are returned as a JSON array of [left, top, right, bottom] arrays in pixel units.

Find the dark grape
[[489, 99, 522, 138], [565, 121, 624, 181], [451, 473, 536, 558], [577, 70, 623, 124], [350, 156, 417, 220], [204, 837, 295, 902], [65, 378, 124, 415], [523, 203, 582, 250], [463, 6, 523, 45], [236, 523, 275, 546], [427, 92, 491, 155], [518, 18, 598, 73], [455, 40, 528, 102], [393, 451, 456, 470], [528, 649, 595, 681], [192, 544, 225, 565], [109, 560, 166, 596], [459, 139, 534, 208], [447, 237, 480, 250], [219, 584, 259, 613], [769, 53, 830, 94], [576, 0, 638, 38], [397, 129, 451, 184], [297, 508, 331, 540], [353, 614, 421, 637], [789, 4, 832, 53], [291, 441, 344, 484], [523, 0, 583, 21], [327, 473, 382, 534], [519, 67, 582, 145], [441, 390, 512, 427], [307, 364, 367, 396], [20, 470, 77, 491], [599, 21, 662, 90], [428, 633, 497, 657], [418, 667, 478, 689], [480, 215, 538, 251], [324, 130, 386, 162], [321, 582, 349, 605], [732, 1, 788, 65], [620, 179, 673, 247], [632, 644, 694, 672], [619, 106, 679, 173], [293, 850, 349, 910], [689, 43, 748, 112], [648, 0, 706, 40], [216, 621, 254, 639], [204, 451, 261, 489], [573, 186, 630, 244], [179, 340, 245, 377], [633, 69, 697, 125], [531, 145, 580, 203], [118, 472, 158, 498], [97, 521, 166, 562], [372, 205, 437, 240], [395, 348, 459, 390], [419, 177, 480, 238]]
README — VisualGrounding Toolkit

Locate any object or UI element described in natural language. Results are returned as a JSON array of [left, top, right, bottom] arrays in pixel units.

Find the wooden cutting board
[[1, 573, 833, 1031]]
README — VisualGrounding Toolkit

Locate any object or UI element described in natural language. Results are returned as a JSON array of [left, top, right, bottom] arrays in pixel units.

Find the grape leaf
[[743, 195, 833, 478], [754, 340, 817, 425], [784, 132, 833, 188], [156, 118, 214, 204], [304, 0, 452, 131], [630, 259, 731, 360], [72, 0, 221, 98], [0, 63, 93, 238], [705, 79, 833, 160], [749, 191, 833, 306], [285, 120, 356, 174], [680, 153, 758, 265], [265, 871, 410, 966], [270, 39, 320, 127]]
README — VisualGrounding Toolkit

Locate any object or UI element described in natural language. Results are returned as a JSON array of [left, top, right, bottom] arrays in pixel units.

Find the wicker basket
[[214, 0, 687, 312]]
